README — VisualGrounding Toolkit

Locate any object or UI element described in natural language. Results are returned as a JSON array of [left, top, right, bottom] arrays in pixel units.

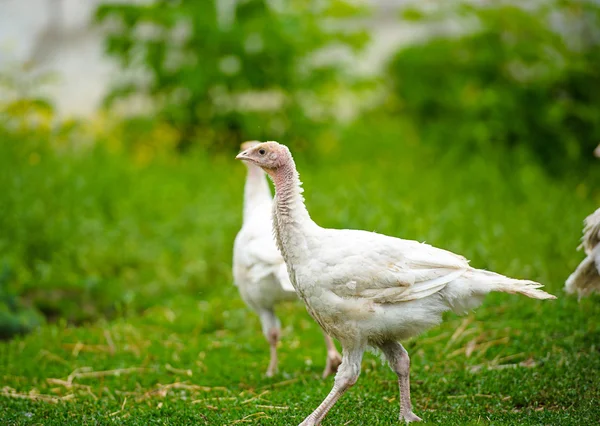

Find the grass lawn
[[2, 294, 599, 425], [1, 120, 599, 425]]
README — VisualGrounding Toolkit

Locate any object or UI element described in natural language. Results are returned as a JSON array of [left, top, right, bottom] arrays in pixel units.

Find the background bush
[[387, 1, 600, 175], [95, 0, 368, 152]]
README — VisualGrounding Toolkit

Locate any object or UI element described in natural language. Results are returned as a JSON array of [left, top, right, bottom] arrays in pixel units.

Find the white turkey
[[565, 144, 600, 298], [565, 208, 600, 298], [236, 141, 556, 425], [233, 141, 342, 378]]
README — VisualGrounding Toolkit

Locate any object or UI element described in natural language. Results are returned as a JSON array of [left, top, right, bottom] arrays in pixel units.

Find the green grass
[[2, 295, 599, 425], [1, 118, 599, 424]]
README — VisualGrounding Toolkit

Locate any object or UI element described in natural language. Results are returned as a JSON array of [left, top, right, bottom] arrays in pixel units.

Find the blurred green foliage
[[388, 0, 600, 174], [1, 0, 600, 340], [0, 264, 44, 339], [0, 81, 242, 336], [95, 0, 368, 151], [1, 106, 598, 338], [0, 127, 239, 334]]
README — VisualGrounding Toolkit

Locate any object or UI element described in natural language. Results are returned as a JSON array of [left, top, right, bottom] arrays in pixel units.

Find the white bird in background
[[566, 208, 600, 298], [236, 141, 556, 425], [233, 141, 342, 378], [565, 145, 600, 299]]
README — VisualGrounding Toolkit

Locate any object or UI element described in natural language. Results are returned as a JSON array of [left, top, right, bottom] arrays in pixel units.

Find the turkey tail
[[581, 208, 600, 254], [565, 253, 600, 299], [465, 269, 556, 300]]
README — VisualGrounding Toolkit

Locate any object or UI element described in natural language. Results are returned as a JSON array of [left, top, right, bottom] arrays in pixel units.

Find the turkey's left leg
[[299, 347, 363, 426], [321, 331, 342, 378], [380, 341, 422, 423], [258, 309, 281, 377]]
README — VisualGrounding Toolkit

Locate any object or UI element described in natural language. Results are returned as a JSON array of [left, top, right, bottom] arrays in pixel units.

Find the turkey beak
[[236, 150, 251, 162]]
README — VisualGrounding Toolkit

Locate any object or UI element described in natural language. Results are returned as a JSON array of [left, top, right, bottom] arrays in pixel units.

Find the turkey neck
[[243, 164, 272, 220], [270, 160, 317, 264]]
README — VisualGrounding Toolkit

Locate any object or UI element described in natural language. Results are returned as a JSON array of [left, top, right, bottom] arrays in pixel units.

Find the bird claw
[[401, 412, 422, 423], [321, 352, 342, 378]]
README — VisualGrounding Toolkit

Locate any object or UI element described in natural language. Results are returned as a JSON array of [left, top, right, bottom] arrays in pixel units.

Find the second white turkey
[[233, 141, 342, 378]]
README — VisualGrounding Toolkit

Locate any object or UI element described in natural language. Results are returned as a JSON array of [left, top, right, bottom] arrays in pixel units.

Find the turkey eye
[[258, 149, 266, 155]]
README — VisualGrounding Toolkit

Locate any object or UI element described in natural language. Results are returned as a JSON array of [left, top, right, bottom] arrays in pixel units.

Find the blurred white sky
[[0, 0, 117, 116]]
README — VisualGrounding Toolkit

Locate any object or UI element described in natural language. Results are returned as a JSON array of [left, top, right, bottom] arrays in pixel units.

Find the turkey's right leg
[[380, 341, 422, 423]]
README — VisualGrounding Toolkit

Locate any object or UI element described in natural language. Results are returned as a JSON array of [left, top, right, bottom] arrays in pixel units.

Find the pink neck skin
[[265, 154, 318, 263], [269, 159, 310, 223]]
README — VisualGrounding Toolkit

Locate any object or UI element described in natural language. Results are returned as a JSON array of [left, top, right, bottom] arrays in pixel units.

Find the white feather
[[233, 164, 296, 313], [565, 208, 600, 298]]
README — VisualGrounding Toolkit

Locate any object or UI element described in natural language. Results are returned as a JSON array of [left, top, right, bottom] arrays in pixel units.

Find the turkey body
[[233, 190, 297, 310], [279, 225, 552, 348]]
